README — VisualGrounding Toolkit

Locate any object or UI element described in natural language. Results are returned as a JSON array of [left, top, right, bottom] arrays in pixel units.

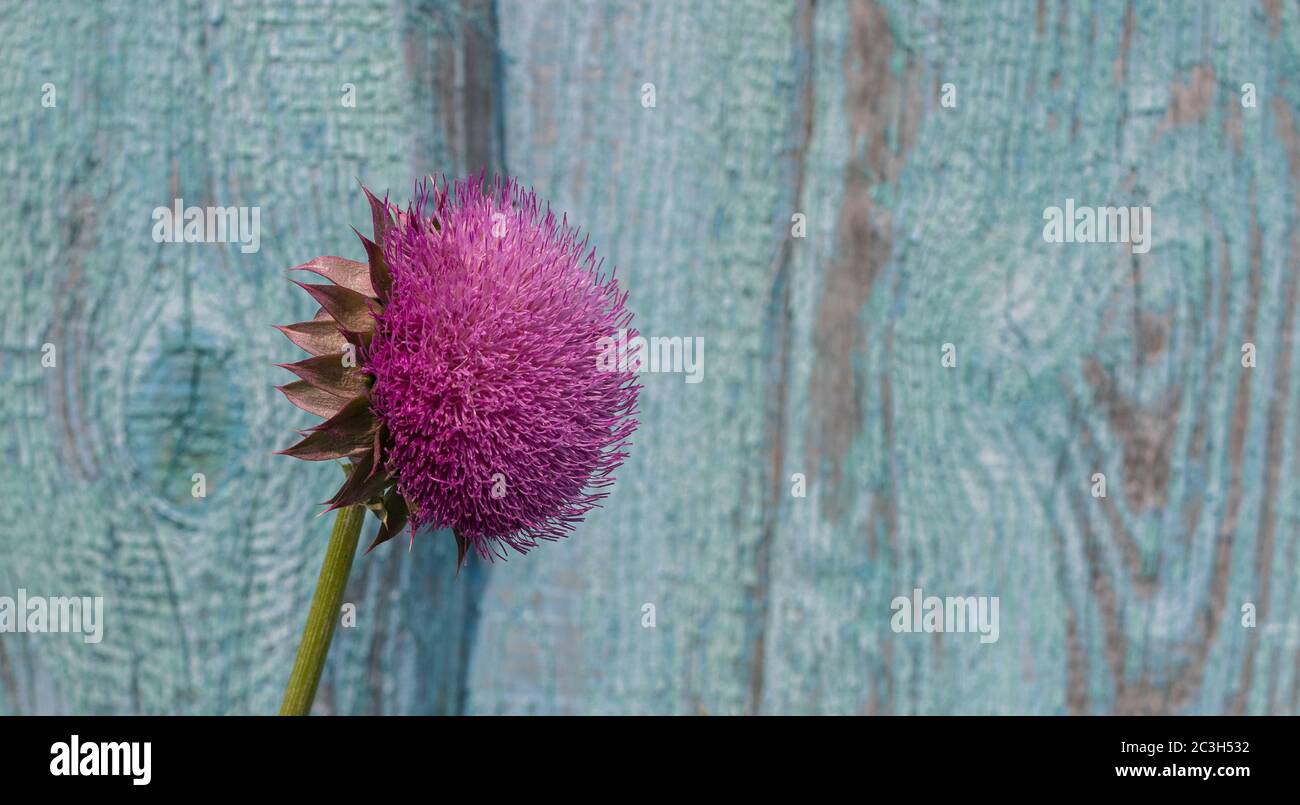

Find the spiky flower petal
[[366, 175, 640, 560]]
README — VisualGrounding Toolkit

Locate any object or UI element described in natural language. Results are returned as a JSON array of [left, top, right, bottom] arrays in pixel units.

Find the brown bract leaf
[[291, 256, 375, 298], [277, 381, 350, 419], [277, 396, 377, 461], [340, 325, 374, 355], [361, 184, 394, 249], [276, 430, 370, 462], [276, 353, 370, 399], [274, 320, 348, 357], [365, 488, 409, 554], [325, 450, 391, 512], [354, 227, 392, 304], [292, 281, 377, 334], [309, 394, 376, 436], [368, 424, 385, 477]]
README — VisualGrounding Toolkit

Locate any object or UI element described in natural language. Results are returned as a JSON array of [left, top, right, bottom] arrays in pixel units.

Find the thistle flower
[[275, 175, 640, 566]]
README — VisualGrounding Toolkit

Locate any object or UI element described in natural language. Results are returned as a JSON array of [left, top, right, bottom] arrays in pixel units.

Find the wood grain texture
[[3, 0, 1299, 715], [466, 0, 800, 715], [467, 0, 1300, 715], [0, 0, 495, 715]]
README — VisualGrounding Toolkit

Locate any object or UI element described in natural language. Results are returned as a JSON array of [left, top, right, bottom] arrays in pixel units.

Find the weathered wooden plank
[[758, 0, 1300, 714], [463, 0, 1300, 715], [464, 0, 802, 714], [0, 0, 494, 715]]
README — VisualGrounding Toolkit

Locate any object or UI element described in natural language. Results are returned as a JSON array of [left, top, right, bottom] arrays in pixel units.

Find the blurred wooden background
[[2, 0, 1299, 714]]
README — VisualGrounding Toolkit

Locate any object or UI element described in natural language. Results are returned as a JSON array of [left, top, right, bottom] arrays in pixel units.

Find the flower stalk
[[273, 177, 639, 711], [279, 502, 365, 716]]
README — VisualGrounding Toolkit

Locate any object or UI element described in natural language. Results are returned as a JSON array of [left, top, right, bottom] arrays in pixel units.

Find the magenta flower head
[[275, 175, 640, 566]]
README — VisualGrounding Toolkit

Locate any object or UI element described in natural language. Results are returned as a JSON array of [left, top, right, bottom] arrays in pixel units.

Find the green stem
[[279, 503, 365, 716]]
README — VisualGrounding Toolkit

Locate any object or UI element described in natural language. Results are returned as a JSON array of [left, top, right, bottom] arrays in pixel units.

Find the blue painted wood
[[466, 0, 1300, 715], [0, 0, 497, 715], [2, 0, 1299, 715]]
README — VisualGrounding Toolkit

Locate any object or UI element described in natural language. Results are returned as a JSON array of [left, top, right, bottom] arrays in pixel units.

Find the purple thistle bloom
[[364, 175, 640, 559]]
